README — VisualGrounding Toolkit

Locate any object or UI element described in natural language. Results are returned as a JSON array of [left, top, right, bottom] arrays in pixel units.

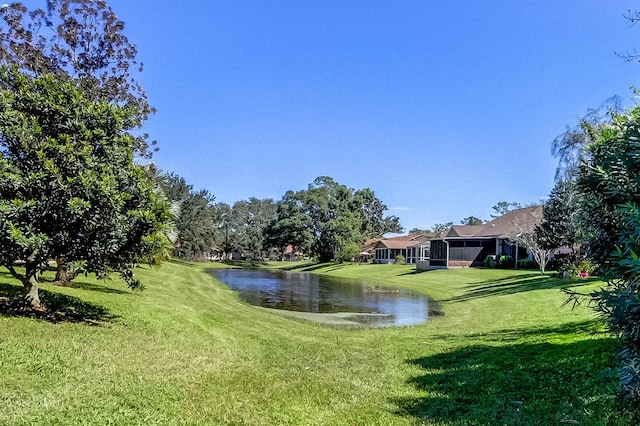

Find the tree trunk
[[54, 257, 74, 286], [22, 259, 41, 308]]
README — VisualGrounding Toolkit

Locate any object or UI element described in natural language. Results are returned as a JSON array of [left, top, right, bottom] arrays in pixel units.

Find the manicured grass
[[0, 261, 624, 425]]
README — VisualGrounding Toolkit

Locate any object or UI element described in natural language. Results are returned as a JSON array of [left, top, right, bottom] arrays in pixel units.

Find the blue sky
[[106, 0, 638, 231]]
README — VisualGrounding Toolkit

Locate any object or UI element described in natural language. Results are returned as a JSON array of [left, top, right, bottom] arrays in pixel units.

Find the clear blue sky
[[106, 0, 638, 232]]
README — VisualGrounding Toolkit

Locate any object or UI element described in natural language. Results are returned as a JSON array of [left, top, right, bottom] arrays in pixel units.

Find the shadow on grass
[[0, 283, 117, 325], [393, 330, 619, 424], [442, 275, 600, 302], [276, 261, 319, 271], [400, 269, 433, 276], [62, 280, 130, 295], [168, 258, 199, 267], [427, 320, 608, 344]]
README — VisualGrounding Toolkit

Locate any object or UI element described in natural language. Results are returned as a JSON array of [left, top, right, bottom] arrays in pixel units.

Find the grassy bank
[[0, 260, 622, 425]]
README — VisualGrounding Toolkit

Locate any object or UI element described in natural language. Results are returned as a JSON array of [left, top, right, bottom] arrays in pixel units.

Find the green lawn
[[0, 261, 624, 425]]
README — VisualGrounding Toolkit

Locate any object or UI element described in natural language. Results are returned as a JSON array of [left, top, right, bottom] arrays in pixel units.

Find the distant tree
[[337, 242, 361, 263], [460, 216, 484, 226], [490, 201, 522, 218], [431, 222, 453, 237], [354, 188, 403, 237], [536, 180, 579, 253], [215, 202, 235, 260], [408, 228, 428, 235], [158, 172, 191, 204], [0, 68, 165, 307], [230, 198, 277, 260], [264, 192, 314, 260], [268, 177, 401, 262], [157, 172, 218, 260], [175, 190, 217, 259]]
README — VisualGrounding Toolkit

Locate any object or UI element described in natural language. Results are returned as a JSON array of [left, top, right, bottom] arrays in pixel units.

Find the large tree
[[0, 0, 155, 156], [536, 180, 579, 254], [353, 188, 402, 238], [175, 189, 217, 260], [551, 96, 622, 182], [569, 105, 640, 403], [575, 106, 640, 265], [264, 192, 314, 261], [0, 67, 165, 307], [268, 177, 401, 262], [230, 198, 277, 260]]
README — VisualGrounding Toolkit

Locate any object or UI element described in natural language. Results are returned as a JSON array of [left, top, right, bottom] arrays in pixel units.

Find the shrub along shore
[[0, 260, 622, 425]]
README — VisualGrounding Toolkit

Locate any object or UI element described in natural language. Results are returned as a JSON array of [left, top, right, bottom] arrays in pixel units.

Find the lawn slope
[[0, 261, 619, 425]]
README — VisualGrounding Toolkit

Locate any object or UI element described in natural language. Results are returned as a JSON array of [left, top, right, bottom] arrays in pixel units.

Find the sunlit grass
[[0, 261, 622, 425]]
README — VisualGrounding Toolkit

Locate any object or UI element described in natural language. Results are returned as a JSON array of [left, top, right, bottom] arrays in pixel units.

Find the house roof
[[374, 233, 426, 250], [442, 206, 543, 240]]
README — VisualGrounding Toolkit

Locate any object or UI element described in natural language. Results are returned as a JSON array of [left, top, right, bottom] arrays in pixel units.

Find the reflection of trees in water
[[211, 269, 434, 326]]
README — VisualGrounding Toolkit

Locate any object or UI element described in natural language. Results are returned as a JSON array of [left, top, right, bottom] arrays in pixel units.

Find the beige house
[[373, 234, 427, 264]]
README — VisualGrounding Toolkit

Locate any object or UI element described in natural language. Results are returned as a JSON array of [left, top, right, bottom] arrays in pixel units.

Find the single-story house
[[373, 233, 427, 264], [425, 206, 543, 269]]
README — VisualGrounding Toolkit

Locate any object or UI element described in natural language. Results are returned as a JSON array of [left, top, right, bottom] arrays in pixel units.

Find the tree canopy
[[0, 0, 155, 157], [267, 177, 402, 262], [0, 66, 165, 306]]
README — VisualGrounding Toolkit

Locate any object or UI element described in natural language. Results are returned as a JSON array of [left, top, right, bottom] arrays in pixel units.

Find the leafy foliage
[[490, 201, 522, 218], [0, 0, 156, 157], [460, 216, 484, 226], [552, 96, 622, 181], [0, 67, 164, 305], [576, 106, 640, 265], [583, 203, 640, 405], [229, 198, 277, 260], [568, 105, 640, 404], [536, 180, 579, 252], [267, 177, 402, 262]]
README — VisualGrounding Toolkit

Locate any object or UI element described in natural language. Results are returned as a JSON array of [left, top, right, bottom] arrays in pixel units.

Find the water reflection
[[209, 268, 442, 327]]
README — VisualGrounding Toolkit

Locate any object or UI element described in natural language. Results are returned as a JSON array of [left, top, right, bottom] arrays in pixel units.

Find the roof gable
[[437, 206, 543, 240], [374, 233, 427, 249]]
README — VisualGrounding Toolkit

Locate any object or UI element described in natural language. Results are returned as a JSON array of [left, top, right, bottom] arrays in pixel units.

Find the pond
[[209, 268, 442, 328]]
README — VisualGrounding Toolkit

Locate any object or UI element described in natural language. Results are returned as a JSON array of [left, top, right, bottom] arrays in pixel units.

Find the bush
[[559, 258, 599, 278], [395, 254, 406, 265], [498, 255, 514, 269], [517, 258, 539, 269], [484, 255, 496, 268]]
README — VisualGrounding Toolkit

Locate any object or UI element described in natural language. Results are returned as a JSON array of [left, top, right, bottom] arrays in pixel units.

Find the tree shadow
[[0, 283, 117, 325], [276, 261, 319, 271], [442, 275, 600, 302], [393, 327, 619, 424], [400, 269, 432, 276], [426, 320, 607, 344], [60, 280, 130, 295]]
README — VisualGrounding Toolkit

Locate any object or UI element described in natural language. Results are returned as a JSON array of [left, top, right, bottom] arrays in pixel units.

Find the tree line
[[156, 173, 402, 263]]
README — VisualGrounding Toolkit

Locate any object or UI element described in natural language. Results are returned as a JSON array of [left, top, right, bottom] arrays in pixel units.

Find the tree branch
[[4, 264, 25, 281]]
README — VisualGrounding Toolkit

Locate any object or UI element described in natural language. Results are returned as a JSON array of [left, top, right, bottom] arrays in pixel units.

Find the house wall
[[375, 247, 410, 264], [429, 240, 448, 267], [448, 239, 493, 266]]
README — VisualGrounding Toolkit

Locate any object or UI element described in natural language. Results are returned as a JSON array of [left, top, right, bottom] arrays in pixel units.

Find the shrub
[[517, 258, 539, 269], [559, 258, 599, 278], [484, 255, 496, 268], [498, 255, 515, 269], [395, 254, 406, 265]]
